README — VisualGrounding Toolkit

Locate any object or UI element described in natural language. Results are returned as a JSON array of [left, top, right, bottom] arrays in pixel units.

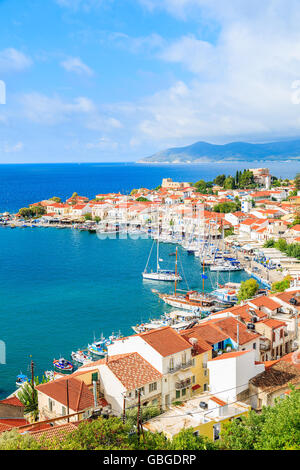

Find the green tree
[[49, 197, 61, 203], [0, 430, 41, 450], [18, 207, 33, 218], [294, 173, 300, 190], [223, 176, 236, 190], [221, 388, 300, 450], [239, 170, 255, 189], [44, 417, 135, 450], [18, 382, 38, 418], [136, 196, 149, 202], [272, 276, 291, 292], [213, 202, 240, 213], [237, 279, 259, 302], [84, 213, 92, 221], [263, 239, 275, 248], [194, 179, 207, 193], [213, 174, 226, 186]]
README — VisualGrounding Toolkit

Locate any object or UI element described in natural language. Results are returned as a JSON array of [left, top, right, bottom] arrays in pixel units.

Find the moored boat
[[71, 350, 93, 364], [53, 358, 73, 374], [16, 374, 29, 388]]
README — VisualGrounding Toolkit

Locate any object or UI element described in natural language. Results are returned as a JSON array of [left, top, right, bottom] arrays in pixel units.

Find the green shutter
[[92, 372, 98, 382]]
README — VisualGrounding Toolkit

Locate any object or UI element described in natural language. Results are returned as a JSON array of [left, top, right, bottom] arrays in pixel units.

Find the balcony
[[168, 360, 193, 374], [175, 378, 191, 390]]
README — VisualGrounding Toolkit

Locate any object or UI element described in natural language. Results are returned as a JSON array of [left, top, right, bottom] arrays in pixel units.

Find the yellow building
[[180, 330, 213, 395], [144, 393, 250, 442]]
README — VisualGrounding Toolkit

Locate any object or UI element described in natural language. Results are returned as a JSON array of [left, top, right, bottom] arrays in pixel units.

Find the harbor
[[0, 225, 254, 399]]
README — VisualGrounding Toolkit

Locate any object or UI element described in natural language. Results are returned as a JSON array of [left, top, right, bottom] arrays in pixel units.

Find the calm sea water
[[0, 161, 299, 213], [0, 161, 298, 398]]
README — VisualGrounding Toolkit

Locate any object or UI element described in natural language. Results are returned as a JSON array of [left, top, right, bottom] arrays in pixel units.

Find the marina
[[0, 225, 253, 398]]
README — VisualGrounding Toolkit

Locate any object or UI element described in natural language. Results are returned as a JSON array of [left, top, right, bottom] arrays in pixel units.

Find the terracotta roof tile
[[36, 376, 94, 412], [139, 326, 191, 357], [106, 352, 162, 391]]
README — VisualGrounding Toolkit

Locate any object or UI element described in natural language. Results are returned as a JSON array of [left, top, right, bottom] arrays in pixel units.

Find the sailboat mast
[[174, 247, 178, 296]]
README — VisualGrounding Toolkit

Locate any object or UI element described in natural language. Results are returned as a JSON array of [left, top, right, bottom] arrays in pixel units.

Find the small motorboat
[[16, 374, 29, 388], [71, 350, 93, 364], [53, 358, 73, 373]]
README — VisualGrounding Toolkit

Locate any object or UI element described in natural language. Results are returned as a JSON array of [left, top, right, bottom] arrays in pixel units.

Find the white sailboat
[[142, 235, 182, 281]]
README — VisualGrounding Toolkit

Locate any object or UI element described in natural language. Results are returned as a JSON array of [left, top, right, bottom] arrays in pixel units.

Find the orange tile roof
[[0, 418, 28, 428], [0, 396, 24, 407], [258, 318, 287, 329], [36, 376, 94, 411], [30, 422, 79, 441], [139, 326, 191, 357], [207, 317, 260, 344], [106, 352, 162, 390], [249, 296, 281, 311]]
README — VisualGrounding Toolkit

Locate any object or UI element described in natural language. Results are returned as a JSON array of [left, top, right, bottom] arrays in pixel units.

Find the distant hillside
[[138, 139, 300, 163]]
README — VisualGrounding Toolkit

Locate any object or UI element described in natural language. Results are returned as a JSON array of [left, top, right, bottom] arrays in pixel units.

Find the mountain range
[[138, 139, 300, 163]]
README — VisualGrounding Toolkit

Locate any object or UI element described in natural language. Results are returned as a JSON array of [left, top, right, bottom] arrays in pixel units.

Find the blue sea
[[0, 161, 299, 398]]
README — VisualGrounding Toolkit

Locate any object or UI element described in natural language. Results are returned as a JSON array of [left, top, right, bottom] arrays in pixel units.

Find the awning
[[192, 384, 201, 391]]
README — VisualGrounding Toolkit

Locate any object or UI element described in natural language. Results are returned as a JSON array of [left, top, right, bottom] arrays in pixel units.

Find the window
[[193, 431, 199, 436], [62, 406, 66, 416], [280, 329, 283, 339], [152, 398, 158, 406], [204, 383, 208, 391], [204, 369, 208, 376], [176, 390, 180, 399], [182, 353, 187, 365], [48, 399, 53, 412], [169, 358, 174, 371], [149, 382, 157, 393], [192, 376, 196, 384], [253, 342, 256, 350], [182, 388, 186, 396]]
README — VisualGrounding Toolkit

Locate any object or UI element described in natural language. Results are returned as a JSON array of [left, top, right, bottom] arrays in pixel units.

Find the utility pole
[[122, 394, 126, 424], [136, 389, 141, 437], [136, 389, 145, 441], [30, 356, 34, 402], [66, 379, 70, 423]]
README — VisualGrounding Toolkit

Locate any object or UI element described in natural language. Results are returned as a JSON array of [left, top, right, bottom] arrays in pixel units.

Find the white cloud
[[0, 48, 32, 73], [20, 93, 96, 125], [0, 142, 24, 153], [61, 57, 94, 75], [118, 0, 300, 149], [86, 137, 119, 150]]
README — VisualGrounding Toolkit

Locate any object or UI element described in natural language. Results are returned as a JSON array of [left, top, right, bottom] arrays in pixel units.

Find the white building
[[107, 327, 193, 407], [207, 350, 265, 402]]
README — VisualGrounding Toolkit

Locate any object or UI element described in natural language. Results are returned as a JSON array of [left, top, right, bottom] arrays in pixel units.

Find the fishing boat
[[53, 358, 73, 374], [142, 242, 182, 281], [16, 374, 29, 388], [71, 350, 93, 364], [88, 339, 108, 356]]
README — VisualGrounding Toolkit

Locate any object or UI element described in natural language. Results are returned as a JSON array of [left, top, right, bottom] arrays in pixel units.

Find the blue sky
[[1, 0, 300, 162]]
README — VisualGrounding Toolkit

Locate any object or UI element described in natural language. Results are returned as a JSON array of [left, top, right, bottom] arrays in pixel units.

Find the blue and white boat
[[16, 374, 29, 388], [53, 358, 73, 373], [88, 339, 107, 356]]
